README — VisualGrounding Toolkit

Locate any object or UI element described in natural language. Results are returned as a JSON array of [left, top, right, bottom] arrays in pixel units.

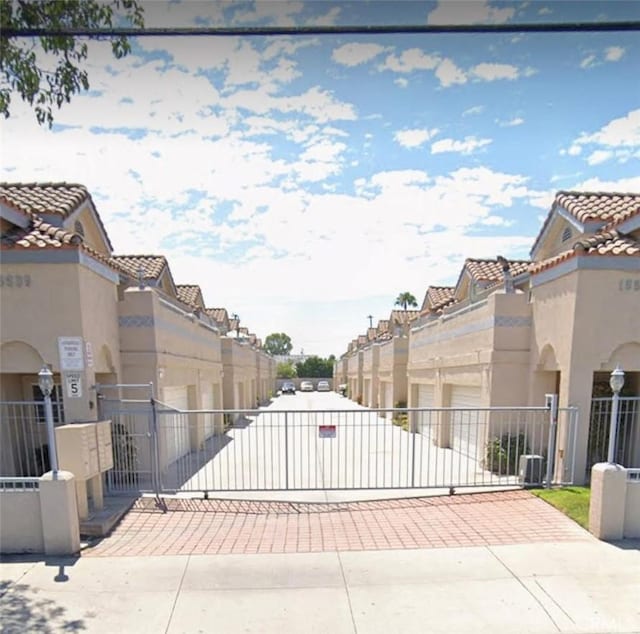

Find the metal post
[[607, 390, 621, 464], [545, 394, 558, 488], [43, 393, 59, 478], [410, 423, 416, 488], [284, 411, 289, 490], [607, 366, 625, 465]]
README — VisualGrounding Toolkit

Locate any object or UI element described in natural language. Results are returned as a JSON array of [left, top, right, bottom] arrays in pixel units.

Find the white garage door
[[161, 386, 190, 464], [450, 385, 482, 460], [384, 382, 393, 410], [416, 384, 435, 435], [201, 384, 215, 439], [162, 386, 189, 410]]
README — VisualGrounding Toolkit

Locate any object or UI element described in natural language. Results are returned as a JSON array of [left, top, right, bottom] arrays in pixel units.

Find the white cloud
[[379, 48, 440, 73], [463, 105, 484, 117], [394, 77, 409, 88], [580, 54, 597, 69], [572, 175, 640, 193], [394, 128, 439, 149], [435, 59, 467, 87], [567, 145, 582, 156], [586, 150, 613, 166], [332, 43, 389, 67], [471, 63, 520, 81], [604, 46, 625, 62], [575, 109, 640, 148], [427, 1, 515, 24], [431, 136, 492, 154], [498, 117, 524, 127]]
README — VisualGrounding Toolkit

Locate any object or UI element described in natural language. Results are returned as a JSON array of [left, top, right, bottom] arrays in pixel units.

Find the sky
[[1, 0, 639, 357]]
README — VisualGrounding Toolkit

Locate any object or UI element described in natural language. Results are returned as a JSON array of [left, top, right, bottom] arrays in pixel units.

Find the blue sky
[[2, 1, 639, 356]]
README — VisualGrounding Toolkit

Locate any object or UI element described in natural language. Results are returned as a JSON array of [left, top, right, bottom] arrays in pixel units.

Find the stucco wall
[[0, 490, 44, 553]]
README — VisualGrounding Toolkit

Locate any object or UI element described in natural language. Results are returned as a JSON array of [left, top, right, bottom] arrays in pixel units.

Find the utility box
[[519, 454, 544, 486], [55, 421, 113, 520]]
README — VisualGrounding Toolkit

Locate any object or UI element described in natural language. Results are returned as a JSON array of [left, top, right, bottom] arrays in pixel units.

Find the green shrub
[[485, 432, 530, 475]]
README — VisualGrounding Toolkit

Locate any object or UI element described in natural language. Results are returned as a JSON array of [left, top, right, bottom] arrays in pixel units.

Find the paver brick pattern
[[83, 490, 591, 557]]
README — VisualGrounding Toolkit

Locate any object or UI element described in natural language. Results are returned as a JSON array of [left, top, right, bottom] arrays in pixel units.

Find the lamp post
[[607, 365, 625, 464], [38, 366, 59, 478]]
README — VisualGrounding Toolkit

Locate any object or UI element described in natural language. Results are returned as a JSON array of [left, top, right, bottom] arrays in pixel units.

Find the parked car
[[300, 381, 314, 392], [317, 380, 330, 392], [281, 381, 296, 394]]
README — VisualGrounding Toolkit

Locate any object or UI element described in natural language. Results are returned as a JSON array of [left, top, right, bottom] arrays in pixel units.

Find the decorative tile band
[[119, 315, 155, 328]]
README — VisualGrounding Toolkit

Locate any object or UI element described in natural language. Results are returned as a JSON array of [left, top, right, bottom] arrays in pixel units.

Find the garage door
[[161, 386, 190, 464], [384, 382, 393, 410], [450, 385, 482, 460], [201, 384, 215, 439], [416, 384, 435, 435]]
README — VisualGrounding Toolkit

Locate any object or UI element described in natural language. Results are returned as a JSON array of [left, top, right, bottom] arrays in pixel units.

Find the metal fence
[[150, 405, 577, 493], [0, 402, 50, 477], [587, 397, 640, 472]]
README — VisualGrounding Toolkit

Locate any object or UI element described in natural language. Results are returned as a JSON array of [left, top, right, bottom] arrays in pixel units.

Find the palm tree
[[395, 292, 418, 311]]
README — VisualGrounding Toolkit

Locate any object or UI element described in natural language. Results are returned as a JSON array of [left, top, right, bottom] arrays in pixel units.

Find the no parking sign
[[318, 425, 336, 438]]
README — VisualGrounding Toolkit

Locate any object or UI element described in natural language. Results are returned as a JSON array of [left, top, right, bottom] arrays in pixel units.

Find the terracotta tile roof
[[0, 217, 116, 269], [176, 284, 204, 309], [0, 182, 90, 218], [555, 191, 640, 224], [111, 255, 168, 280], [532, 191, 640, 255], [367, 327, 377, 341], [390, 310, 420, 325], [377, 320, 390, 334], [229, 318, 239, 332], [530, 230, 640, 275], [205, 308, 229, 324], [421, 286, 456, 314], [1, 217, 82, 249], [357, 335, 367, 346], [464, 258, 530, 282], [0, 182, 114, 252], [602, 206, 640, 232]]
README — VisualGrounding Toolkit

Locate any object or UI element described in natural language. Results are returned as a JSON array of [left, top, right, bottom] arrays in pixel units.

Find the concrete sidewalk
[[2, 538, 639, 633]]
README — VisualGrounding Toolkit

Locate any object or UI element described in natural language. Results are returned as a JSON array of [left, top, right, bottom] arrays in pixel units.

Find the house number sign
[[619, 278, 640, 291], [0, 274, 31, 287]]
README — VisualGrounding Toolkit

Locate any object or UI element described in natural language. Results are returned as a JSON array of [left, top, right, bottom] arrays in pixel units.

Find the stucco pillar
[[589, 463, 626, 541], [39, 471, 81, 555], [558, 363, 593, 485], [61, 366, 98, 423]]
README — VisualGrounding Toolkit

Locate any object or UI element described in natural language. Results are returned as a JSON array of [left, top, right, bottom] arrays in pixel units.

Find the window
[[31, 384, 65, 424], [561, 227, 572, 242], [74, 220, 85, 237]]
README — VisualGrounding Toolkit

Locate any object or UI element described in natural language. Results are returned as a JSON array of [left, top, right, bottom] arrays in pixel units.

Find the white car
[[317, 380, 330, 392], [300, 381, 314, 392]]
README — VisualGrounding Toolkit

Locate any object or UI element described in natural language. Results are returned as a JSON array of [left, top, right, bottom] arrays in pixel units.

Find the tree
[[295, 356, 334, 378], [1, 0, 144, 126], [264, 332, 293, 356], [276, 361, 297, 379], [394, 291, 418, 311]]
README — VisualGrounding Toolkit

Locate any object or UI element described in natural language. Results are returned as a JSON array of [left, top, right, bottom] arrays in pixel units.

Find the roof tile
[[176, 284, 204, 309], [464, 258, 530, 282], [111, 255, 168, 279], [0, 182, 90, 218], [530, 230, 640, 274]]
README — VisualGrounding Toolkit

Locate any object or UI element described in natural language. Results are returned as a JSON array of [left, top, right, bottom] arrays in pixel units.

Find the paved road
[[163, 392, 521, 499]]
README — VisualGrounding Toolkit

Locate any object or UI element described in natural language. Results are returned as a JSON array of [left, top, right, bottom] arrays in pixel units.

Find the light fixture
[[609, 365, 625, 394], [38, 366, 54, 397]]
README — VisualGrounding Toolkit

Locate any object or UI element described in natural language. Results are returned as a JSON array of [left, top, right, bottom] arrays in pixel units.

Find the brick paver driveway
[[83, 490, 591, 557]]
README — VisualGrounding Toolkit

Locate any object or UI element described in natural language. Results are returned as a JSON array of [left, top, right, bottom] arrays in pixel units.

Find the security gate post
[[410, 420, 417, 488], [284, 411, 289, 490], [150, 397, 161, 499], [545, 394, 558, 488]]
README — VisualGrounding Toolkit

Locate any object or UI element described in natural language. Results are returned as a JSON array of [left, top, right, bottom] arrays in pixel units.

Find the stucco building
[[0, 182, 276, 477]]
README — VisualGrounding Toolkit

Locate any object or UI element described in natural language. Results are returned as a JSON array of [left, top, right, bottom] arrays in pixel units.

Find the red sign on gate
[[318, 425, 336, 438]]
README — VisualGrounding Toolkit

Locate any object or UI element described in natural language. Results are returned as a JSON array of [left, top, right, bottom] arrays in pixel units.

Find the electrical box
[[518, 454, 544, 486]]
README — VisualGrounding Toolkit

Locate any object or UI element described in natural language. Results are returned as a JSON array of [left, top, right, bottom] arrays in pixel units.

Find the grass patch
[[531, 486, 590, 529]]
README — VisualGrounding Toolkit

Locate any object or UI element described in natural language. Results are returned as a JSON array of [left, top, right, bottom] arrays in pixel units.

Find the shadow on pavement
[[0, 556, 85, 634]]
